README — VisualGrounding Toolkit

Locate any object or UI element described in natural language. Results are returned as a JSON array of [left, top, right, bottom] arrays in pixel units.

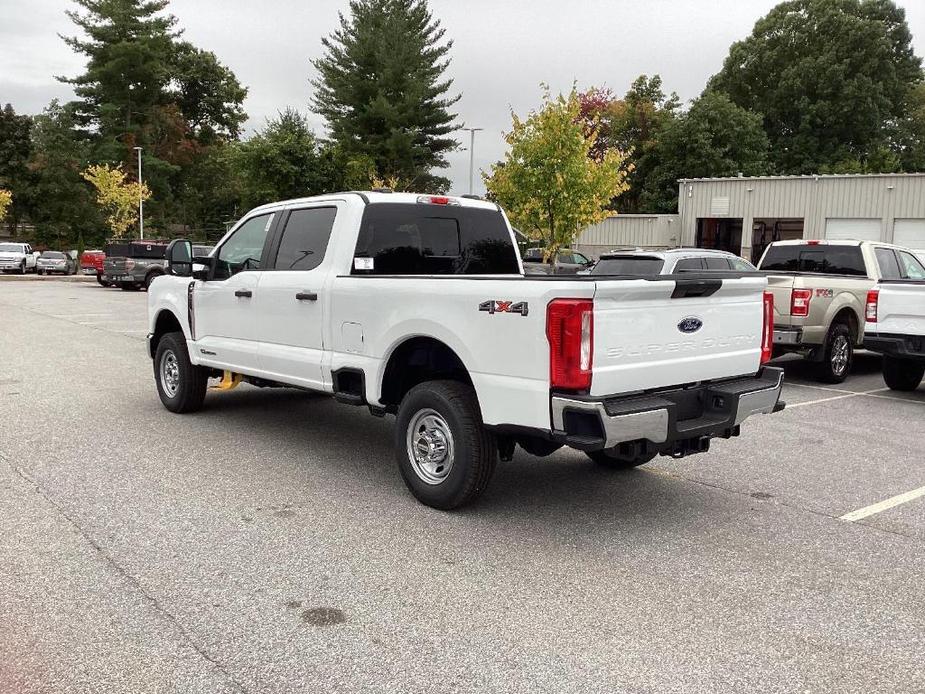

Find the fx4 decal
[[815, 288, 834, 298], [479, 300, 529, 316]]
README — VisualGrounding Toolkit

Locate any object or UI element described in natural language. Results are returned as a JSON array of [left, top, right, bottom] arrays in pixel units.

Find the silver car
[[588, 248, 756, 276], [36, 251, 77, 275]]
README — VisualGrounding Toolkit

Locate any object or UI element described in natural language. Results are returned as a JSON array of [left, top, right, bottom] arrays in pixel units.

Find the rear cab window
[[759, 244, 867, 276], [352, 203, 519, 275], [591, 256, 664, 276]]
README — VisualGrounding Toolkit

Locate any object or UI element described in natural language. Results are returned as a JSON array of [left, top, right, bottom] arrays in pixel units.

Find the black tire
[[814, 322, 853, 383], [882, 356, 925, 392], [394, 380, 497, 510], [19, 261, 26, 275], [585, 448, 657, 470], [153, 331, 208, 413], [96, 273, 106, 286]]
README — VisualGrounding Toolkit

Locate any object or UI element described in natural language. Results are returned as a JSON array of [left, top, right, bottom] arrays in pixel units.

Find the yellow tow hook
[[211, 370, 243, 391]]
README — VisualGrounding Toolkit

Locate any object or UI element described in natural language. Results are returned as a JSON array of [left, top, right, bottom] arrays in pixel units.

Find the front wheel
[[153, 331, 209, 413], [395, 380, 497, 510], [814, 323, 853, 383], [19, 261, 26, 275], [882, 356, 925, 392]]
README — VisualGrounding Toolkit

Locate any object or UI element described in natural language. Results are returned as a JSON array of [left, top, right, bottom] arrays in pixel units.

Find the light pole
[[133, 146, 144, 240], [462, 127, 483, 195]]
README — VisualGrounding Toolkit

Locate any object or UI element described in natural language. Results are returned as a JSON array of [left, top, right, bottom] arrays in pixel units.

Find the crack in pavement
[[2, 451, 250, 694]]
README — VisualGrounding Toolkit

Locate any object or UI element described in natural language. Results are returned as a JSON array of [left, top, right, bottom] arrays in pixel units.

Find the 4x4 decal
[[479, 300, 529, 316]]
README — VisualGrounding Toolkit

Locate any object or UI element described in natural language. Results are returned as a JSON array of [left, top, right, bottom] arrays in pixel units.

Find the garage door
[[893, 219, 925, 251], [824, 218, 882, 241]]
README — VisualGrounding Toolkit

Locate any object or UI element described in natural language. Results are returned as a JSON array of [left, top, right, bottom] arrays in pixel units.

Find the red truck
[[80, 250, 107, 285]]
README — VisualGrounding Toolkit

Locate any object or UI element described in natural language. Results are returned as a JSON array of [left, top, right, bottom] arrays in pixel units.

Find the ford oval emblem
[[678, 317, 703, 334]]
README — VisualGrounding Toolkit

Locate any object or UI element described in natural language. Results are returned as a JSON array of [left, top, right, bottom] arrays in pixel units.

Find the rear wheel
[[585, 448, 657, 470], [395, 380, 497, 510], [153, 331, 208, 413], [814, 323, 853, 383], [144, 271, 163, 290], [96, 272, 106, 286], [882, 356, 925, 392]]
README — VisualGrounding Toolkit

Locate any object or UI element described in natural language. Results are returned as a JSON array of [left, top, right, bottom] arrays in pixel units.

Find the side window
[[875, 248, 902, 280], [214, 213, 274, 280], [273, 207, 337, 271], [731, 257, 755, 271], [675, 257, 705, 272], [898, 251, 925, 280], [573, 252, 590, 265], [704, 256, 731, 270]]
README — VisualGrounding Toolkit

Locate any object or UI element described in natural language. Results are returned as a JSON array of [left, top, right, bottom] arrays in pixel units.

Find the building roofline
[[678, 173, 925, 183]]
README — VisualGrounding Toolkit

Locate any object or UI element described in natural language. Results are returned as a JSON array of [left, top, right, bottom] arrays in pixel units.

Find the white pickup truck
[[0, 242, 38, 274], [147, 192, 784, 509], [864, 280, 925, 391]]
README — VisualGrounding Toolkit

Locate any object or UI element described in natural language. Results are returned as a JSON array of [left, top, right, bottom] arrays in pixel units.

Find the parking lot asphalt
[[1, 280, 924, 693]]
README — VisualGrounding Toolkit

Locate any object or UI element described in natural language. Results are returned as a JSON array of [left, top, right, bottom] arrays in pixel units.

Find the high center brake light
[[790, 288, 812, 317], [761, 290, 774, 363], [546, 299, 593, 391], [866, 289, 879, 322]]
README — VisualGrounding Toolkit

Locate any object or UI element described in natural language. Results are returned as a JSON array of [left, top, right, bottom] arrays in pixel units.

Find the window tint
[[215, 213, 274, 280], [273, 207, 337, 271], [353, 203, 519, 275], [574, 252, 590, 265], [759, 244, 866, 276], [898, 250, 925, 279], [591, 257, 664, 276], [875, 248, 902, 280], [675, 257, 705, 272], [704, 256, 732, 270]]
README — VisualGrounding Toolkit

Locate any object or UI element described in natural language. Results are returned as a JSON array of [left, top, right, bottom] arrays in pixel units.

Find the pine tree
[[312, 0, 460, 192]]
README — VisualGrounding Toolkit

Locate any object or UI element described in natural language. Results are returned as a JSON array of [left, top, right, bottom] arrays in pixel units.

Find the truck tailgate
[[591, 276, 767, 396], [764, 274, 796, 328], [875, 282, 925, 337]]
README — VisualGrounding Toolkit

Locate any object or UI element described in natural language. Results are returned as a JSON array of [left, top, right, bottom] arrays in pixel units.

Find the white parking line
[[785, 393, 860, 409], [840, 485, 925, 522]]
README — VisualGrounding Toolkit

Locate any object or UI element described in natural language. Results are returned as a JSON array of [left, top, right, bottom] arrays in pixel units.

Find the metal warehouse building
[[575, 173, 925, 262]]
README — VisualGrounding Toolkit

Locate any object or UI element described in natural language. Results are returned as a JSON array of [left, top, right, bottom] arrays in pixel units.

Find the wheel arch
[[150, 309, 185, 359], [379, 336, 473, 411]]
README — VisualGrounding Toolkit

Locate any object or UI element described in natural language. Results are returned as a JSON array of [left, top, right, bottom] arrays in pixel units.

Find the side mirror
[[166, 239, 193, 277]]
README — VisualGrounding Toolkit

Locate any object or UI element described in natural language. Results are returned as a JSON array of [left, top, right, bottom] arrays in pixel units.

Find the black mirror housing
[[166, 239, 193, 277]]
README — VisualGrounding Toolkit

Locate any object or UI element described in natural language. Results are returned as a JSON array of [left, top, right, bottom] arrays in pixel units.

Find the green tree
[[236, 109, 374, 209], [484, 88, 629, 260], [82, 163, 152, 237], [708, 0, 923, 173], [897, 79, 925, 171], [0, 104, 33, 233], [312, 0, 460, 191], [642, 92, 769, 213], [60, 0, 247, 231], [27, 100, 103, 248]]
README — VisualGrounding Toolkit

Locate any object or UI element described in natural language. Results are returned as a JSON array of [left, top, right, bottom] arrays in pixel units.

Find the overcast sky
[[2, 0, 924, 195]]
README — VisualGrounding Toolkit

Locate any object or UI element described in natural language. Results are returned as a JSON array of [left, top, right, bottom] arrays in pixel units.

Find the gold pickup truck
[[757, 240, 925, 382]]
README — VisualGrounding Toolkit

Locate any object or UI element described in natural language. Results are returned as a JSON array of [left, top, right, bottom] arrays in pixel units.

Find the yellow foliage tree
[[0, 189, 11, 223], [81, 164, 151, 237], [484, 87, 629, 261]]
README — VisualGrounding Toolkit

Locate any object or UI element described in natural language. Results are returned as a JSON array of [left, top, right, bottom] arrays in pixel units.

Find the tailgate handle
[[295, 292, 318, 301], [672, 279, 722, 299], [234, 289, 253, 298]]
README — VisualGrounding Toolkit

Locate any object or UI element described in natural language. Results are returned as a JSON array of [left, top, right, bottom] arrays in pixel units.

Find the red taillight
[[546, 299, 593, 391], [761, 290, 774, 363], [866, 289, 879, 323], [790, 288, 812, 317], [806, 240, 822, 245]]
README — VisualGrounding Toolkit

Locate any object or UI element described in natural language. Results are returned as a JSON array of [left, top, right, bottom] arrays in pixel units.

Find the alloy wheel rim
[[406, 408, 455, 485], [160, 350, 180, 397], [832, 335, 850, 375]]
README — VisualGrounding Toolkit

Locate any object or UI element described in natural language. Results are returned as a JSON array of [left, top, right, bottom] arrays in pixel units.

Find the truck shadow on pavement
[[184, 386, 730, 528]]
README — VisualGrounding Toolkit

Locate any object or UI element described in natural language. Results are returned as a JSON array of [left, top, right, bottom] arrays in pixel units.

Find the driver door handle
[[295, 292, 318, 301], [234, 289, 253, 298]]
